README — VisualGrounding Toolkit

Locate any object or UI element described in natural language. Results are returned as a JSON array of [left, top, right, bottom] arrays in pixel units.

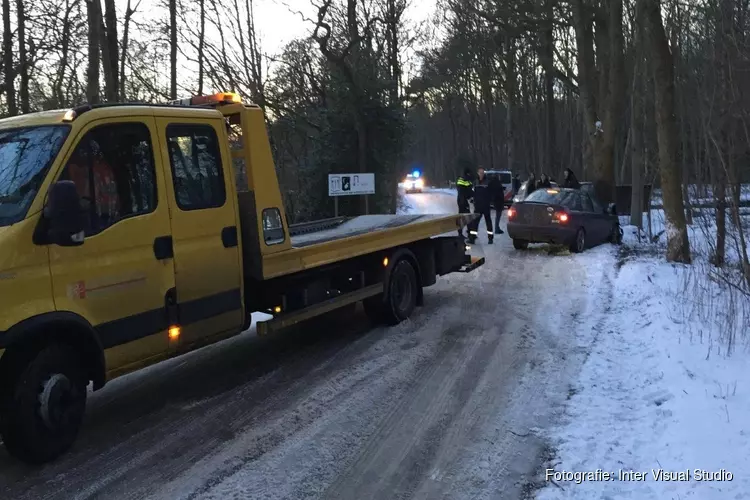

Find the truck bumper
[[458, 255, 485, 273]]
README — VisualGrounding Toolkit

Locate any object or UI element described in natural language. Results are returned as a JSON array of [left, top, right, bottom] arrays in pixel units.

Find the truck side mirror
[[44, 181, 85, 246]]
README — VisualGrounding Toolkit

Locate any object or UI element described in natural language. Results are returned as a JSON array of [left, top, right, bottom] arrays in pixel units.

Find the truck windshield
[[0, 125, 70, 227]]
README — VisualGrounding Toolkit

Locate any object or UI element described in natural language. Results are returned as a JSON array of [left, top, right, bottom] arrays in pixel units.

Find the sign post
[[328, 173, 375, 216]]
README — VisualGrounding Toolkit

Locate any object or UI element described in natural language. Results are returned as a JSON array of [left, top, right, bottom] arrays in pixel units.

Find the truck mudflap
[[458, 255, 485, 273]]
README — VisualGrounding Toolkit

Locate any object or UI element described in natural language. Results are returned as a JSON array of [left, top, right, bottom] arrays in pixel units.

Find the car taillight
[[555, 211, 569, 223], [508, 207, 516, 219]]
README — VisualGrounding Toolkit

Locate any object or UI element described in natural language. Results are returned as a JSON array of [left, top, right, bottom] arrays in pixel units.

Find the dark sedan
[[506, 187, 622, 252]]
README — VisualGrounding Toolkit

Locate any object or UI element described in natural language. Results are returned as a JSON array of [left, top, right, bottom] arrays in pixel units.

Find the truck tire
[[1, 344, 87, 464], [382, 259, 419, 325]]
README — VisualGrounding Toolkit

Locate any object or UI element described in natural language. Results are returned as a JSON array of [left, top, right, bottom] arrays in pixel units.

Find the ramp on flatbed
[[291, 214, 450, 248]]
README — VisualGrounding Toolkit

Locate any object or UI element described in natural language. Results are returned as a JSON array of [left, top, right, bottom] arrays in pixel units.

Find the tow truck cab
[[0, 92, 483, 464]]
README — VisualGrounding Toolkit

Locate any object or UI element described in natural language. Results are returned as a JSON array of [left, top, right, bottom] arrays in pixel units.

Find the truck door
[[49, 118, 176, 372], [155, 119, 243, 346]]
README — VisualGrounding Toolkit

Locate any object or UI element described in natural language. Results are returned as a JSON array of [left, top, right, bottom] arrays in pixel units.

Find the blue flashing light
[[412, 169, 421, 178]]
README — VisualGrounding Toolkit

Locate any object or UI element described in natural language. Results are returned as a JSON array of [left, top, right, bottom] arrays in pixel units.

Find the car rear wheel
[[570, 228, 586, 253], [513, 239, 529, 250]]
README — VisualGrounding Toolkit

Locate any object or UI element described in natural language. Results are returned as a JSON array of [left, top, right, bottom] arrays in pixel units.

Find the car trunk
[[514, 202, 566, 226]]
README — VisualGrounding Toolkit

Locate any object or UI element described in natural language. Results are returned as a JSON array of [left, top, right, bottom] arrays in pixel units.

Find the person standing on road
[[468, 168, 494, 244], [456, 167, 474, 238], [488, 173, 506, 235], [512, 173, 522, 195], [526, 172, 538, 197], [562, 168, 581, 189], [539, 173, 552, 188]]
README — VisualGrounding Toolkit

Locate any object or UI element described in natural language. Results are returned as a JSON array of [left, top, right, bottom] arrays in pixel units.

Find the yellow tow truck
[[0, 92, 484, 464]]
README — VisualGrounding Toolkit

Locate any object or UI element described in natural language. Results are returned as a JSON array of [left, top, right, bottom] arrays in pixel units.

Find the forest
[[0, 0, 749, 275]]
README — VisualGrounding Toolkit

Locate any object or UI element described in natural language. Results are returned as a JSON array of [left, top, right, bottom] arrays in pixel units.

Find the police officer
[[456, 167, 474, 238], [468, 168, 494, 244]]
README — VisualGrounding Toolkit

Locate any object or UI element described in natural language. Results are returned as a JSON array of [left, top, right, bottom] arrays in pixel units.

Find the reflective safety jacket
[[456, 176, 474, 206]]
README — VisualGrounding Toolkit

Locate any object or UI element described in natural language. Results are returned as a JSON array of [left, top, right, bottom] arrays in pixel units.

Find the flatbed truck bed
[[0, 91, 484, 464]]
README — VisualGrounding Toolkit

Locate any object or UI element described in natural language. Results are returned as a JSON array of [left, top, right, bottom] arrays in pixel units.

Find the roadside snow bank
[[535, 257, 750, 500]]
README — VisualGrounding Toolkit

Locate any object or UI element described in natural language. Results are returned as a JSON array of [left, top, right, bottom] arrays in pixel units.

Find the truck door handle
[[153, 235, 174, 260], [221, 226, 238, 248]]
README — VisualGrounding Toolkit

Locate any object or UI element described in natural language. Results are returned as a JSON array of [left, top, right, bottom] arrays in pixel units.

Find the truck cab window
[[262, 207, 285, 245], [166, 124, 226, 210], [59, 122, 156, 236]]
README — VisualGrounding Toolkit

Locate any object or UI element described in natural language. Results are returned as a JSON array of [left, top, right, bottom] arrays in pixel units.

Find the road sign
[[328, 173, 375, 196]]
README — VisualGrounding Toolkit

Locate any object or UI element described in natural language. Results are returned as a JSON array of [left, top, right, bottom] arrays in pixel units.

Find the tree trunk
[[86, 0, 101, 104], [543, 0, 556, 175], [505, 36, 515, 172], [630, 56, 643, 227], [571, 0, 598, 178], [2, 0, 16, 116], [198, 0, 205, 94], [54, 0, 73, 107], [599, 0, 624, 205], [642, 0, 691, 263], [386, 0, 400, 106], [102, 0, 118, 101], [119, 0, 137, 99], [16, 0, 28, 113], [169, 0, 177, 99]]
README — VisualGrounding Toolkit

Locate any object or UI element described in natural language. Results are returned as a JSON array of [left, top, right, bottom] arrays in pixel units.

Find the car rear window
[[524, 189, 562, 203], [524, 189, 582, 209]]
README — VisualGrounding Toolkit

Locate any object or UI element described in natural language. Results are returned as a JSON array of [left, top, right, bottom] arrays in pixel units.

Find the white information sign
[[328, 173, 375, 196]]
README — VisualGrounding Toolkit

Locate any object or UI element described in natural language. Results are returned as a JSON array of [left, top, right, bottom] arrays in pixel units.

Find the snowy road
[[0, 189, 616, 500]]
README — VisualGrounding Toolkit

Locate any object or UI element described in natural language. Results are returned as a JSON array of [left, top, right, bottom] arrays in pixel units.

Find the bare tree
[[641, 0, 691, 263], [169, 0, 177, 99], [101, 0, 118, 101], [86, 0, 101, 104], [119, 0, 140, 99], [3, 0, 17, 115], [16, 0, 28, 112]]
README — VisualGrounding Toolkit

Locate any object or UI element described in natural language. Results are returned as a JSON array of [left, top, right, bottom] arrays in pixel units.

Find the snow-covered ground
[[0, 188, 617, 500], [535, 211, 750, 499], [4, 187, 745, 500]]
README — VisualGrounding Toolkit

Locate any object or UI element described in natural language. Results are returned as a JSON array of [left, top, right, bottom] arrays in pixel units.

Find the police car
[[403, 171, 425, 193]]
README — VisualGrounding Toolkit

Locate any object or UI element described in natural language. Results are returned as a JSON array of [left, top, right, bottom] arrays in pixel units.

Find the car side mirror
[[607, 203, 617, 215], [44, 181, 85, 246]]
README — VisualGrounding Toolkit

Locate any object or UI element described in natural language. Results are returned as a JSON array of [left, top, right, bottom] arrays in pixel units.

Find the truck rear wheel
[[383, 259, 418, 325], [364, 258, 419, 326], [1, 344, 87, 464]]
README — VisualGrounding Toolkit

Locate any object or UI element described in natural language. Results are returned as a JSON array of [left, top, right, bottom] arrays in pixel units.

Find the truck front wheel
[[1, 344, 87, 464]]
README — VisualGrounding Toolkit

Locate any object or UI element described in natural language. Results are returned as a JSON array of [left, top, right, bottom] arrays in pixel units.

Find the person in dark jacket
[[456, 167, 474, 238], [539, 173, 552, 188], [525, 172, 537, 197], [562, 168, 581, 189], [468, 168, 494, 244], [512, 173, 522, 195], [488, 174, 506, 235]]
